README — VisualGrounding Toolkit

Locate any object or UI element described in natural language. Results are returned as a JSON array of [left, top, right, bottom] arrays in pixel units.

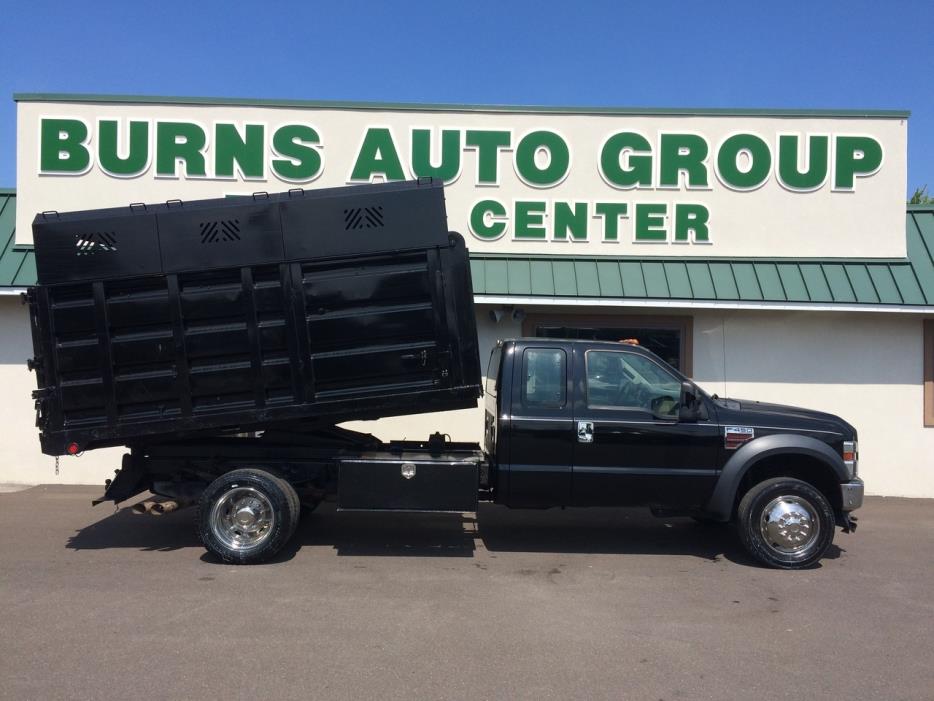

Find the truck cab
[[485, 338, 864, 569]]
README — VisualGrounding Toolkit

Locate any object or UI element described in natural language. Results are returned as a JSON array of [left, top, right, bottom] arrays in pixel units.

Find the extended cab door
[[503, 343, 574, 507], [571, 347, 720, 508]]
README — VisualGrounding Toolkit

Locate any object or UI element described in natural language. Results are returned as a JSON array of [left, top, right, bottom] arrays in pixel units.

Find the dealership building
[[1, 94, 932, 497]]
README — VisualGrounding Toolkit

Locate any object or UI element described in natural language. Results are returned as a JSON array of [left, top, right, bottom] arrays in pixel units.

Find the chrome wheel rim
[[759, 495, 820, 556], [209, 486, 276, 552]]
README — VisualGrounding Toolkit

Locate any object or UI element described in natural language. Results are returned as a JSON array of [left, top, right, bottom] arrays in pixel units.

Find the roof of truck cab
[[511, 337, 656, 349]]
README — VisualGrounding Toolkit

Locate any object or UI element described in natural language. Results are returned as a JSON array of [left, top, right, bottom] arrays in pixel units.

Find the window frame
[[520, 347, 567, 410], [522, 313, 694, 376]]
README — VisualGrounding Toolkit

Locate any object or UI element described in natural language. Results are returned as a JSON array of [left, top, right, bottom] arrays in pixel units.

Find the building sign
[[15, 97, 909, 257]]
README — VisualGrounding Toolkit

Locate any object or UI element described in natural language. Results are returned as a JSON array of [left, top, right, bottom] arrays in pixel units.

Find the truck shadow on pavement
[[67, 507, 202, 552], [67, 501, 842, 568]]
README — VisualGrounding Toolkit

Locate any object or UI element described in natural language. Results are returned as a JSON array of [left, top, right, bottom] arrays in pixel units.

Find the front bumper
[[840, 478, 864, 512]]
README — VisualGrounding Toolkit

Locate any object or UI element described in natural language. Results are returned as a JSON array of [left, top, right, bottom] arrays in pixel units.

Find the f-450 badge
[[724, 426, 755, 450]]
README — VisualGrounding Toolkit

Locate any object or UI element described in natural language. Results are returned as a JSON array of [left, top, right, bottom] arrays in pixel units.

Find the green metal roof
[[13, 93, 911, 119], [471, 208, 934, 308], [0, 192, 35, 289], [1, 191, 932, 309]]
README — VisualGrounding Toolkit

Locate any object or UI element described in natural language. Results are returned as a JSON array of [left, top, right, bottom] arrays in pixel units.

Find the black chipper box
[[27, 180, 482, 456]]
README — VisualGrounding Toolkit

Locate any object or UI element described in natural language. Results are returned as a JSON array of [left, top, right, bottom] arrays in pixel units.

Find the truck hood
[[713, 398, 856, 439]]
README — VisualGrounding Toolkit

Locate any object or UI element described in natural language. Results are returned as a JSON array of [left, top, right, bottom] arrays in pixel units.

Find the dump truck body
[[27, 180, 481, 455]]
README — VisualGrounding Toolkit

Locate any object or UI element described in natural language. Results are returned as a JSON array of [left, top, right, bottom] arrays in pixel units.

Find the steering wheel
[[615, 379, 647, 407]]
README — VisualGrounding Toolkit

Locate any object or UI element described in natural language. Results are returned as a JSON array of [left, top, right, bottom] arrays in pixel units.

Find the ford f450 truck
[[26, 179, 863, 569]]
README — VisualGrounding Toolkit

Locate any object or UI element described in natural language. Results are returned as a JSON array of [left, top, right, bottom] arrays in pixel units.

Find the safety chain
[[54, 455, 59, 476]]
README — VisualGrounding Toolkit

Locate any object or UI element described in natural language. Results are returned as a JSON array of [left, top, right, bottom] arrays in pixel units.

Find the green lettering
[[553, 201, 588, 241], [594, 202, 629, 241], [98, 120, 148, 176], [515, 131, 569, 186], [635, 203, 667, 242], [515, 201, 547, 238], [600, 132, 652, 188], [411, 129, 461, 183], [40, 118, 90, 173], [271, 124, 322, 181], [717, 133, 771, 190], [778, 134, 829, 191], [465, 130, 511, 184], [350, 127, 405, 181], [834, 136, 883, 190], [469, 199, 507, 240], [215, 123, 265, 179], [659, 134, 708, 188], [156, 122, 206, 177], [674, 204, 709, 243]]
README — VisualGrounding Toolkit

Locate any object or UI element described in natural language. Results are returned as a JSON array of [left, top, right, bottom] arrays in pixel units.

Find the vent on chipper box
[[75, 231, 117, 255], [199, 219, 241, 244], [344, 205, 385, 230]]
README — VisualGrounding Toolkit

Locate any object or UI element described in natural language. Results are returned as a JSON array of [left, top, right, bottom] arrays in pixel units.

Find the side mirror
[[678, 381, 702, 422]]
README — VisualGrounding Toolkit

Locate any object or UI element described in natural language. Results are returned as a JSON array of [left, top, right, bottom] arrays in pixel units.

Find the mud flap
[[92, 453, 148, 505]]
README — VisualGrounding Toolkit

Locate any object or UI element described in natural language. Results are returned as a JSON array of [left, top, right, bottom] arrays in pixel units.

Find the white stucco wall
[[690, 309, 934, 498], [0, 297, 124, 485], [2, 297, 931, 497]]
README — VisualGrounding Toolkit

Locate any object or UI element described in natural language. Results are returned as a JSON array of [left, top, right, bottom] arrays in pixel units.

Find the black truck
[[26, 179, 863, 569]]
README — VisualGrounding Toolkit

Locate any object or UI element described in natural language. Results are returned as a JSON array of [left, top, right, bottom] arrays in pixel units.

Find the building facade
[[2, 95, 932, 496]]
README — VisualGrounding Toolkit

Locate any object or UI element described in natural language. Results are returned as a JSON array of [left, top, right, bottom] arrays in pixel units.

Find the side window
[[522, 348, 566, 409], [586, 351, 681, 416]]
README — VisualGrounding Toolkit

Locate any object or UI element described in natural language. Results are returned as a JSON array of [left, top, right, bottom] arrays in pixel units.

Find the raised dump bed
[[27, 179, 481, 455]]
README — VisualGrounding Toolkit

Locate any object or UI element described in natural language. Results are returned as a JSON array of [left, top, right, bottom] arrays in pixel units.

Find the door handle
[[577, 421, 593, 443]]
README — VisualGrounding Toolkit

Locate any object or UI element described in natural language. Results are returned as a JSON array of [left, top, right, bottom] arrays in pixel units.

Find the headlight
[[843, 440, 858, 478]]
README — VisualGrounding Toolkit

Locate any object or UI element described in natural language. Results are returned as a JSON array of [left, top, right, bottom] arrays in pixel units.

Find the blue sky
[[0, 0, 930, 196]]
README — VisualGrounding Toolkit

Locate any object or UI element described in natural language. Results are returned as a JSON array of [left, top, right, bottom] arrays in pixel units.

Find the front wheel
[[737, 477, 835, 569], [197, 468, 297, 564]]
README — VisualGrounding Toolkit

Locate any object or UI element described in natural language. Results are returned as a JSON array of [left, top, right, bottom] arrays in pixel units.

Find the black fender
[[704, 434, 847, 521]]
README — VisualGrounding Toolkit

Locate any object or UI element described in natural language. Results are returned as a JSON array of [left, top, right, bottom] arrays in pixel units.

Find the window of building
[[523, 314, 693, 375], [521, 348, 566, 409]]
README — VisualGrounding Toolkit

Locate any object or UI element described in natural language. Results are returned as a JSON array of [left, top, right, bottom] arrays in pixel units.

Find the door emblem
[[577, 421, 594, 443], [401, 462, 416, 479]]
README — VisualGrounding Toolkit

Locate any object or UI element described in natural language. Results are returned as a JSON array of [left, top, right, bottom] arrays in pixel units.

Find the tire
[[197, 468, 295, 564], [737, 477, 835, 570], [273, 476, 301, 538]]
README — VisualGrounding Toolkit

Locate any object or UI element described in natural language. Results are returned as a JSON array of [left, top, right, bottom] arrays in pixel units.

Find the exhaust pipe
[[131, 500, 158, 514], [151, 500, 186, 516]]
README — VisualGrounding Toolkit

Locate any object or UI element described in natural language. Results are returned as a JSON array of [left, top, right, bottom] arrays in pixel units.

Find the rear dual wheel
[[197, 468, 301, 564]]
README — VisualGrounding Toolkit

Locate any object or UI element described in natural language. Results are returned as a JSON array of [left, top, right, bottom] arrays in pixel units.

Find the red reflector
[[843, 451, 856, 462], [66, 442, 80, 455]]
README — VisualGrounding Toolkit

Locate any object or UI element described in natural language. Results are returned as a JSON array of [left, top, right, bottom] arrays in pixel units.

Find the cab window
[[586, 351, 681, 417], [521, 348, 566, 409]]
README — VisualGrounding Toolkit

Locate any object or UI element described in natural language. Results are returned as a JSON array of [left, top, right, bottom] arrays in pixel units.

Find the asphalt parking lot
[[1, 486, 932, 701]]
